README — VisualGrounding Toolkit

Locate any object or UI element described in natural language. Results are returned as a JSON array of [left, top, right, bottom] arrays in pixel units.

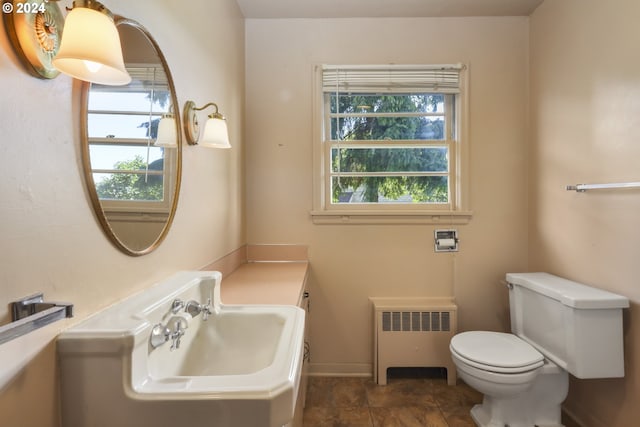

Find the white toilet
[[449, 272, 629, 427]]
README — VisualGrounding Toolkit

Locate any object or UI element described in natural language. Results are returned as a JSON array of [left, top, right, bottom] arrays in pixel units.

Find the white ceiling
[[236, 0, 545, 19]]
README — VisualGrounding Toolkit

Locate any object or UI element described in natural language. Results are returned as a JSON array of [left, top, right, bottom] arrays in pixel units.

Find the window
[[86, 65, 176, 214], [312, 64, 471, 224]]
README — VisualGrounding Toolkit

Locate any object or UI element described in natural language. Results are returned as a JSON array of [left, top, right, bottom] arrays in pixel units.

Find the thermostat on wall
[[435, 229, 459, 252]]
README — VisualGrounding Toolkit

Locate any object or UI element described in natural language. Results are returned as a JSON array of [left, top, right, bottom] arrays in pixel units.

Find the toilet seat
[[450, 331, 544, 374]]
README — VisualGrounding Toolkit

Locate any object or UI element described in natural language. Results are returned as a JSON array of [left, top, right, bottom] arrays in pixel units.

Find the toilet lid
[[451, 331, 544, 372]]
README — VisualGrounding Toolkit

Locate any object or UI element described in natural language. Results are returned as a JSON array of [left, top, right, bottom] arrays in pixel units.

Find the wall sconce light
[[2, 0, 130, 85], [52, 0, 131, 85], [183, 101, 231, 149], [154, 112, 178, 148], [2, 0, 65, 79]]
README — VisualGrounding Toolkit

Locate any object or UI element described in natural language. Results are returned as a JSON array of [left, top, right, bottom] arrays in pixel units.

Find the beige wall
[[245, 17, 530, 374], [529, 0, 640, 425], [4, 1, 635, 425], [0, 0, 245, 425]]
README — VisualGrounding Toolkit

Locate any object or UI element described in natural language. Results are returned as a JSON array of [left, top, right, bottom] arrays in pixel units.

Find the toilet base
[[467, 362, 569, 427], [471, 402, 563, 427]]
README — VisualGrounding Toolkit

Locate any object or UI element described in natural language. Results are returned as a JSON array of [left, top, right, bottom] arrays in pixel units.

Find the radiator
[[371, 297, 457, 386]]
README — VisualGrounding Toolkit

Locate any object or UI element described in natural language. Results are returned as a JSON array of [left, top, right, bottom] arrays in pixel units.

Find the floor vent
[[371, 298, 457, 386]]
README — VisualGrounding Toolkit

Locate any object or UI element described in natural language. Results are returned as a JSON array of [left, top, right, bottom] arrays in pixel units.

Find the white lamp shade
[[154, 116, 178, 148], [52, 8, 131, 85], [200, 117, 231, 149]]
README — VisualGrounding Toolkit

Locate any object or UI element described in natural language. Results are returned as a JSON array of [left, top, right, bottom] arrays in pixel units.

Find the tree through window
[[318, 65, 465, 212]]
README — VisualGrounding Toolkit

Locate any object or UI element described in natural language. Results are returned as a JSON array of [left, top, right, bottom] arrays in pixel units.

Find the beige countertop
[[220, 262, 309, 306]]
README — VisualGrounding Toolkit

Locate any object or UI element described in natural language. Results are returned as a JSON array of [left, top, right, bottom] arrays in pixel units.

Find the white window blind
[[312, 63, 472, 223], [322, 64, 464, 94], [127, 66, 169, 87]]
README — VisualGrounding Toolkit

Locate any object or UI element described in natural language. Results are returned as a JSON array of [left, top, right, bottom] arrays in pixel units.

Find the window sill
[[310, 210, 473, 225]]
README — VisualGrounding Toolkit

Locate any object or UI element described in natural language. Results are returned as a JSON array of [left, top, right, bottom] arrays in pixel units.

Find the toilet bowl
[[450, 331, 543, 396], [449, 273, 629, 427], [450, 331, 568, 427]]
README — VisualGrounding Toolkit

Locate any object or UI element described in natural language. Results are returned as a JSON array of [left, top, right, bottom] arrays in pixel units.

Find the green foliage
[[331, 93, 449, 203], [96, 155, 164, 201]]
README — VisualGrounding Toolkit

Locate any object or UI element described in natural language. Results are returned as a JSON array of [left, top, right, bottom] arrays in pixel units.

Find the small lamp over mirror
[[52, 0, 131, 85], [154, 112, 178, 148], [183, 101, 231, 149], [155, 104, 177, 148], [2, 0, 129, 84]]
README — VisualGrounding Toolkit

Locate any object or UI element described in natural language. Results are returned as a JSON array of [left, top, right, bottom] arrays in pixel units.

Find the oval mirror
[[80, 17, 181, 256]]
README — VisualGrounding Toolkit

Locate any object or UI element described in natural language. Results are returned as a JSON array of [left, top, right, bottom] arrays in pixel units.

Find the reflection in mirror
[[81, 17, 181, 256]]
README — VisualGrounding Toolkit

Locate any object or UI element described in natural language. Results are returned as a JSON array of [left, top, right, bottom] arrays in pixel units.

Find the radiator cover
[[371, 297, 457, 386]]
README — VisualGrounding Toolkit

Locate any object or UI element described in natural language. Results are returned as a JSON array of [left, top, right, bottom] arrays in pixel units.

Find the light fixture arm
[[163, 103, 175, 117], [49, 0, 113, 17], [74, 1, 112, 17], [191, 102, 218, 112], [192, 102, 224, 119]]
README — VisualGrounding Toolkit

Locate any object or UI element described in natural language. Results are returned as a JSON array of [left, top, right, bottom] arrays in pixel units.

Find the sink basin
[[57, 271, 306, 427], [152, 311, 286, 377]]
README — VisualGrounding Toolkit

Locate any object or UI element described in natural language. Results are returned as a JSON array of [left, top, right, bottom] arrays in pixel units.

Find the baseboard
[[308, 363, 373, 377], [562, 400, 612, 427], [562, 406, 584, 427]]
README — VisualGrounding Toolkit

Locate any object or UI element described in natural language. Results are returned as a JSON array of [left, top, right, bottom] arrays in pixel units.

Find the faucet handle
[[170, 299, 185, 313], [202, 298, 213, 321], [185, 299, 213, 321], [169, 321, 186, 351]]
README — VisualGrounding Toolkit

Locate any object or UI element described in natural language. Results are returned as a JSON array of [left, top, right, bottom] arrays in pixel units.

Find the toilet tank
[[506, 272, 629, 379]]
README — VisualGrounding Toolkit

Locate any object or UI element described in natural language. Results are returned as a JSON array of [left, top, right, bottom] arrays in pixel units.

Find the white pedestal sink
[[58, 271, 306, 427]]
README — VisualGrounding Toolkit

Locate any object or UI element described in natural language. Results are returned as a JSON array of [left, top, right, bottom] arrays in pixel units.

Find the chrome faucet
[[150, 315, 189, 350], [150, 323, 171, 348], [149, 298, 191, 350], [185, 298, 212, 320], [149, 297, 214, 350]]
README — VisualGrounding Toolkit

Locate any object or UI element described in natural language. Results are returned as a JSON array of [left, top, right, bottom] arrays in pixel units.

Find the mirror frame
[[80, 16, 182, 256]]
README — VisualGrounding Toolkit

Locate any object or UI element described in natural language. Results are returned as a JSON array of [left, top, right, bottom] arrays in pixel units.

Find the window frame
[[86, 64, 176, 215], [311, 64, 472, 225]]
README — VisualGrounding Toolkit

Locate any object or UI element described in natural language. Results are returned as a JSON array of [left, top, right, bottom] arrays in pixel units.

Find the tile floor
[[302, 369, 482, 427]]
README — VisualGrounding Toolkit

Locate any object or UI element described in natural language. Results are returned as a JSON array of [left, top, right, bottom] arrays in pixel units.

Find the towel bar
[[0, 293, 73, 345], [566, 182, 640, 192]]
